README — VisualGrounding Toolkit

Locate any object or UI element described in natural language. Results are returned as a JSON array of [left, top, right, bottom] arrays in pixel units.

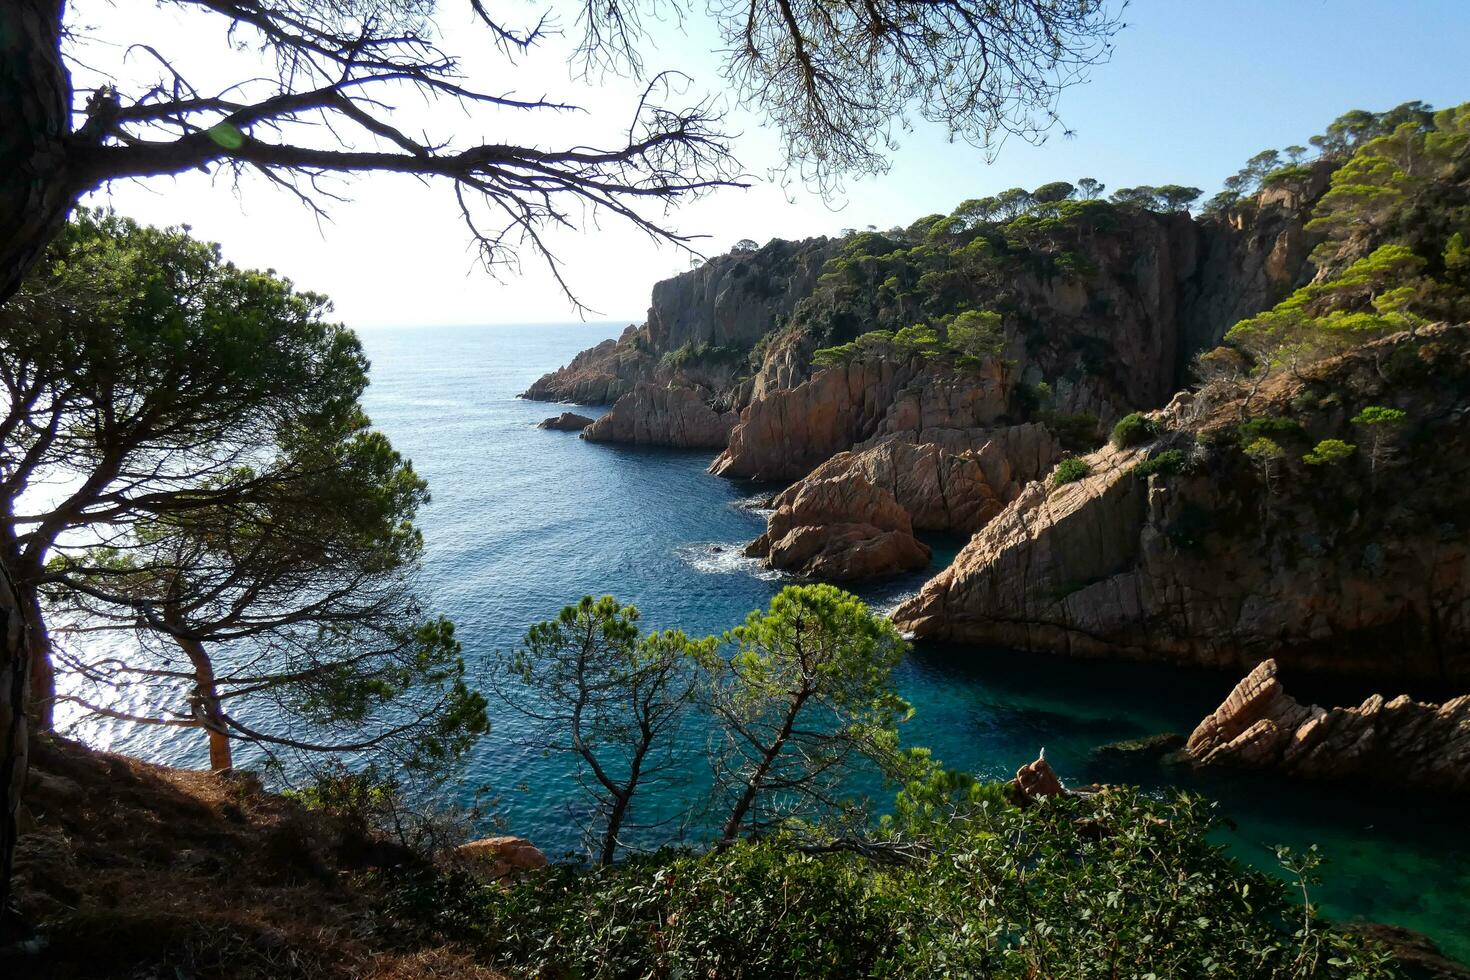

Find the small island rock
[[537, 412, 596, 431]]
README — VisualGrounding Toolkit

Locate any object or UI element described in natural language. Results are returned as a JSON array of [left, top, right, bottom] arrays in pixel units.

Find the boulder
[[745, 474, 930, 581], [1182, 659, 1470, 794], [456, 836, 548, 879], [1011, 750, 1065, 803], [537, 412, 596, 431]]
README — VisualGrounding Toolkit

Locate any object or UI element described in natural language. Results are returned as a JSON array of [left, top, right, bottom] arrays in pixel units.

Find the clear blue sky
[[80, 0, 1470, 327]]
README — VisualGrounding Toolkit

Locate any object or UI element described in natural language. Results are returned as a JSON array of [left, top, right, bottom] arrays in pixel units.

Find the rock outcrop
[[711, 358, 1011, 481], [744, 474, 930, 581], [523, 239, 840, 407], [521, 326, 653, 404], [537, 412, 595, 431], [1011, 750, 1066, 802], [526, 181, 1325, 461], [645, 238, 842, 352], [895, 325, 1470, 684], [581, 383, 738, 449], [776, 423, 1058, 533], [741, 421, 1059, 579], [1183, 659, 1470, 794]]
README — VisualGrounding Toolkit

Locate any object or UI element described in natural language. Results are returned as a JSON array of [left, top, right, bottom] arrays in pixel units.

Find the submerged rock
[[1182, 659, 1470, 794], [537, 412, 595, 431], [1090, 732, 1187, 764]]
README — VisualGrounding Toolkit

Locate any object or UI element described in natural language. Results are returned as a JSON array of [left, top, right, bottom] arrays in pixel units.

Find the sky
[[72, 0, 1470, 329]]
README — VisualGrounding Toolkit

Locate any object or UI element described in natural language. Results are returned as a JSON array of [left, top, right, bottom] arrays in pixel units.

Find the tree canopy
[[1, 210, 486, 769], [0, 0, 1125, 303], [1225, 101, 1470, 370], [495, 596, 708, 864], [701, 584, 910, 842]]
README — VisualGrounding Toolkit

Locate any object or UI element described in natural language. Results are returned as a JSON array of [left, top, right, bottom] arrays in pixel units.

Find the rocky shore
[[895, 326, 1470, 684], [1182, 659, 1470, 794]]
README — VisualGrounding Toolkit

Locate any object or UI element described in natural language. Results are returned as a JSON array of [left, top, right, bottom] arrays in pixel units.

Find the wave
[[731, 493, 776, 516], [675, 542, 785, 581]]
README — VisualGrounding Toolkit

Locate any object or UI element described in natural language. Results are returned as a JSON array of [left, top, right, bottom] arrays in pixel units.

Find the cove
[[73, 322, 1466, 960]]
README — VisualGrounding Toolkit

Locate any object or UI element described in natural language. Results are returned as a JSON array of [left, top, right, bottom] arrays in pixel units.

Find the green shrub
[[1303, 438, 1356, 466], [385, 790, 1397, 980], [1052, 457, 1091, 486], [1238, 415, 1304, 443], [1352, 405, 1408, 427], [1132, 448, 1189, 479], [812, 342, 858, 367], [660, 341, 749, 371], [1110, 412, 1157, 447], [1039, 411, 1101, 452]]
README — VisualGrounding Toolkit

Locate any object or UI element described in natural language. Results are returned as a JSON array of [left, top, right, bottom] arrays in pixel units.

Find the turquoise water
[[74, 322, 1470, 960]]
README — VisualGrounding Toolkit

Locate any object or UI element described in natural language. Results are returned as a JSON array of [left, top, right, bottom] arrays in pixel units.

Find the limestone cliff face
[[1183, 659, 1470, 794], [581, 384, 737, 449], [894, 325, 1470, 685]]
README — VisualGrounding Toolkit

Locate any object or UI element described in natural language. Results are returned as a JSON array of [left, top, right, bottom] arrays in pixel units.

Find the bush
[[1110, 412, 1157, 447], [1132, 448, 1189, 479], [660, 341, 748, 371], [1052, 457, 1091, 486], [1352, 405, 1408, 427], [1303, 439, 1357, 466], [812, 342, 858, 367], [1238, 415, 1304, 443], [1040, 411, 1101, 452], [385, 790, 1397, 980]]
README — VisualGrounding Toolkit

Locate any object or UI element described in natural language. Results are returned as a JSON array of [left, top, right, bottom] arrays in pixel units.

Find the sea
[[67, 322, 1470, 959]]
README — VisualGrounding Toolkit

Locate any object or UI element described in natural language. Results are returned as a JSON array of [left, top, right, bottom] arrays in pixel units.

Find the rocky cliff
[[582, 383, 738, 449], [1183, 658, 1470, 794], [521, 238, 840, 407], [710, 356, 1013, 481], [738, 401, 1060, 579], [525, 184, 1324, 454], [895, 325, 1470, 685]]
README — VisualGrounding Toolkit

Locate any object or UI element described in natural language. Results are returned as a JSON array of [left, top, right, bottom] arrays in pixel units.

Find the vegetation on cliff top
[[1223, 102, 1470, 373]]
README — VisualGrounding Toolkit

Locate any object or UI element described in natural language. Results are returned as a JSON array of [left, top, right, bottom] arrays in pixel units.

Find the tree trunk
[[0, 0, 75, 303], [720, 690, 808, 843], [16, 583, 53, 733], [0, 556, 31, 927], [173, 632, 232, 772], [598, 737, 650, 866]]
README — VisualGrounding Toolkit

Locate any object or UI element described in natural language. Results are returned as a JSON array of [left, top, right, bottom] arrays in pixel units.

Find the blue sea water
[[73, 322, 1470, 960]]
